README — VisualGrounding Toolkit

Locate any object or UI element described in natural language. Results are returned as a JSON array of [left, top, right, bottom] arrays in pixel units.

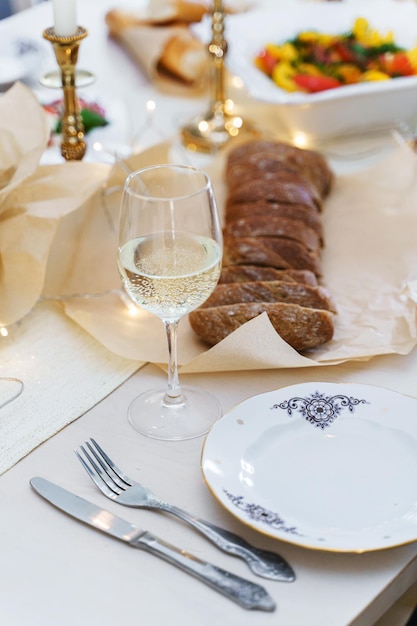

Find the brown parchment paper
[[0, 82, 49, 206], [1, 82, 416, 372], [0, 84, 112, 325], [63, 139, 417, 372]]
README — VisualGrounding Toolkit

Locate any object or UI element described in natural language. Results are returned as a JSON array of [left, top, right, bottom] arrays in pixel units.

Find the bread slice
[[219, 266, 318, 286], [202, 280, 336, 312], [224, 237, 322, 277], [225, 201, 323, 240], [227, 177, 321, 211], [226, 140, 333, 197], [224, 216, 322, 251], [189, 302, 335, 352]]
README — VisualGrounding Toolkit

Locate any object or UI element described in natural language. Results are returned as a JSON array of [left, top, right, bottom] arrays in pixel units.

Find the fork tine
[[89, 438, 133, 486], [75, 446, 121, 497], [84, 441, 127, 491]]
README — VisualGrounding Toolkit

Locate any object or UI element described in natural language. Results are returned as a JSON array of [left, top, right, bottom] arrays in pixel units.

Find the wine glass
[[118, 164, 223, 441]]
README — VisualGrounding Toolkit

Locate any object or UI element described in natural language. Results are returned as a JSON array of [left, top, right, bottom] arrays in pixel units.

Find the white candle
[[53, 0, 77, 37]]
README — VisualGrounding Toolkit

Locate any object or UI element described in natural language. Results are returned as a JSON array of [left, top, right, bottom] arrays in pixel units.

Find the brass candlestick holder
[[181, 0, 257, 153], [43, 26, 88, 161]]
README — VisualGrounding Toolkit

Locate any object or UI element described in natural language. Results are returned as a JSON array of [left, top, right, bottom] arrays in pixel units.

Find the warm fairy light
[[0, 327, 8, 337], [224, 98, 234, 113], [198, 121, 209, 133], [292, 132, 309, 148], [119, 292, 142, 317], [231, 75, 244, 89], [92, 141, 104, 152], [146, 99, 156, 113]]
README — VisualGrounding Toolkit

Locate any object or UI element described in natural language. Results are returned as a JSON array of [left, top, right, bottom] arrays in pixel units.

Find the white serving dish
[[223, 1, 417, 141]]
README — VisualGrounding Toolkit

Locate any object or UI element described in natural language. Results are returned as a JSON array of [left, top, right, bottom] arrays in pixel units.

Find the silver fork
[[75, 438, 295, 582]]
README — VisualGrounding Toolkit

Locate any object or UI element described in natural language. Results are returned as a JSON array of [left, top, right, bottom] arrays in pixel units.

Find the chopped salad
[[254, 17, 417, 93]]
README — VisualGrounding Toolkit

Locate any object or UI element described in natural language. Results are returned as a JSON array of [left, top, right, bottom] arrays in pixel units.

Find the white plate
[[201, 382, 417, 552], [0, 36, 44, 89]]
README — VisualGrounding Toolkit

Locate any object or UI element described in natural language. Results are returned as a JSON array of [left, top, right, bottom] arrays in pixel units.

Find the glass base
[[127, 386, 222, 441], [39, 69, 95, 89]]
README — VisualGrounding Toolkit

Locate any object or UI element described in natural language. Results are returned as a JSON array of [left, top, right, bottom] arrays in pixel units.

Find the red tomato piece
[[293, 74, 342, 93], [332, 40, 356, 63], [384, 53, 414, 77], [255, 50, 277, 75]]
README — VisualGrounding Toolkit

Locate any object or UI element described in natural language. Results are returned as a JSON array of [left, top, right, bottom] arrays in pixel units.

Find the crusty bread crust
[[224, 216, 321, 251], [189, 303, 335, 352], [188, 139, 336, 353], [225, 140, 333, 197], [223, 236, 323, 276], [227, 177, 321, 211], [201, 280, 336, 312], [159, 32, 208, 82], [225, 201, 324, 240], [219, 266, 318, 285]]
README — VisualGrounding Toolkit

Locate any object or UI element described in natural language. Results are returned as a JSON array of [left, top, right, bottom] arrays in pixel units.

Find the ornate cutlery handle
[[156, 502, 295, 582], [133, 531, 276, 611]]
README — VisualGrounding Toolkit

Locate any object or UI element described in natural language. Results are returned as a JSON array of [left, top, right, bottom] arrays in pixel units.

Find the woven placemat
[[0, 300, 143, 475]]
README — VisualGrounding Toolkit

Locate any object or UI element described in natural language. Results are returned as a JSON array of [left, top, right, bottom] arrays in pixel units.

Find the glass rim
[[123, 163, 212, 202]]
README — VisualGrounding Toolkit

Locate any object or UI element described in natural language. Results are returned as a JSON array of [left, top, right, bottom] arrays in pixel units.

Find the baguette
[[189, 139, 336, 354], [159, 31, 208, 82], [189, 303, 335, 352]]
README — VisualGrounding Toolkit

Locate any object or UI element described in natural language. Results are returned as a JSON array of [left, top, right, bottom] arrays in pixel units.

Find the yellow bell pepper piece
[[352, 16, 393, 47], [297, 31, 320, 43], [272, 61, 298, 92], [352, 17, 369, 43], [297, 63, 321, 76], [360, 70, 390, 82], [264, 43, 282, 60], [297, 31, 334, 46], [406, 47, 417, 72], [337, 64, 362, 84], [281, 42, 298, 62]]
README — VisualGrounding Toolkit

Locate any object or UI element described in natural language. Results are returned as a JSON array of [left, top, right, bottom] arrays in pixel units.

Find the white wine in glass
[[118, 164, 223, 440]]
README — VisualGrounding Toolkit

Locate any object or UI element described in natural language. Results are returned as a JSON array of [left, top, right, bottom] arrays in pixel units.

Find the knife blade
[[30, 477, 276, 612]]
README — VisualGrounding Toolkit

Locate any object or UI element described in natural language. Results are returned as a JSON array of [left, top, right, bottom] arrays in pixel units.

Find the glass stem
[[163, 320, 185, 406]]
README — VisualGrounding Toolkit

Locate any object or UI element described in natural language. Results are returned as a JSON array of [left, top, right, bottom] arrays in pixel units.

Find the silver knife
[[30, 477, 276, 612]]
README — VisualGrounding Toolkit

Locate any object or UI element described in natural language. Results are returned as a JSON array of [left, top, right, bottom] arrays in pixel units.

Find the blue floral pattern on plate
[[271, 390, 368, 429]]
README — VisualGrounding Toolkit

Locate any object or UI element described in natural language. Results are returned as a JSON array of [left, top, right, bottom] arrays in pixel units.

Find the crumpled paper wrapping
[[2, 82, 417, 372], [0, 82, 49, 205], [0, 83, 112, 326], [64, 138, 417, 372], [105, 1, 210, 95]]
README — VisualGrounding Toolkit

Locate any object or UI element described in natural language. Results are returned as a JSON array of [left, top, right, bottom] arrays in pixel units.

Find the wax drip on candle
[[53, 0, 77, 37]]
